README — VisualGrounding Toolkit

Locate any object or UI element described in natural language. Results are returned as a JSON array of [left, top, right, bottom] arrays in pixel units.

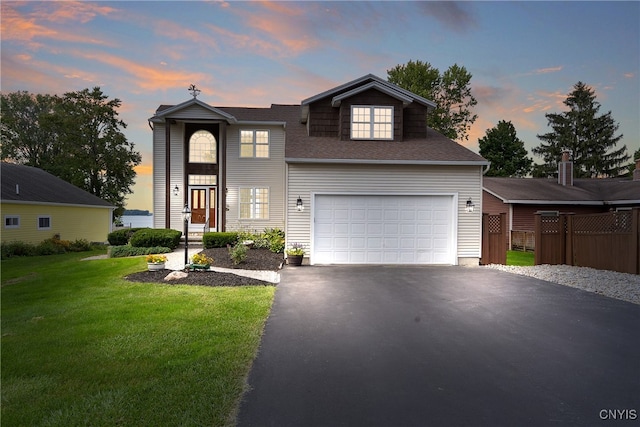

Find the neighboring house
[[483, 154, 640, 246], [149, 74, 489, 265], [1, 163, 114, 244]]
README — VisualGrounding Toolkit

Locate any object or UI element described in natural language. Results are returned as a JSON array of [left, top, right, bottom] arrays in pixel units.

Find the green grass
[[506, 250, 535, 266], [1, 249, 275, 427]]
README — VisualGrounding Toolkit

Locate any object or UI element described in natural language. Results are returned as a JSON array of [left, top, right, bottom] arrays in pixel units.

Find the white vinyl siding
[[152, 121, 185, 230], [286, 163, 483, 265], [226, 124, 285, 231]]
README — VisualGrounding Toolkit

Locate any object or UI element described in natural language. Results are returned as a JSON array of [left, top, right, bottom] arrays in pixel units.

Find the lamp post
[[182, 204, 191, 267]]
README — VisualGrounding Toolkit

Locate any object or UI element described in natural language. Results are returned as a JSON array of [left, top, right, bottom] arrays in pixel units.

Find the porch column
[[165, 119, 171, 229]]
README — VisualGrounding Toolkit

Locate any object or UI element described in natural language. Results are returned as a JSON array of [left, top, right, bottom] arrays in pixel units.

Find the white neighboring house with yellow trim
[[1, 163, 114, 245]]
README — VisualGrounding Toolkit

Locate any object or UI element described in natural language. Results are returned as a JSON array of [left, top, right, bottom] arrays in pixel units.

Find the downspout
[[165, 119, 171, 229]]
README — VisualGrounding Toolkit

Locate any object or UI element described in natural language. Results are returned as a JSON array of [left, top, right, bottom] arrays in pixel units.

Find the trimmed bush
[[107, 228, 146, 246], [1, 241, 37, 259], [130, 228, 181, 249], [68, 239, 92, 252], [109, 245, 172, 258], [203, 232, 239, 248]]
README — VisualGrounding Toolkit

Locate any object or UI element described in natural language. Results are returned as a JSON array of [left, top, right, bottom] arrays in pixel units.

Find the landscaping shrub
[[1, 241, 37, 259], [203, 232, 239, 248], [130, 228, 181, 249], [107, 228, 146, 246], [109, 245, 172, 258], [36, 239, 66, 256], [264, 228, 285, 253], [68, 239, 92, 252], [228, 242, 247, 265]]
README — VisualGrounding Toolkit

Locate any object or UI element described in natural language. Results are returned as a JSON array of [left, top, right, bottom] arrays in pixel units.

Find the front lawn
[[1, 250, 275, 426]]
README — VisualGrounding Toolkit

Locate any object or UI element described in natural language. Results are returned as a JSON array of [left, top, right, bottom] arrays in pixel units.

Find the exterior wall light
[[465, 198, 475, 213], [296, 196, 304, 212], [173, 185, 179, 196]]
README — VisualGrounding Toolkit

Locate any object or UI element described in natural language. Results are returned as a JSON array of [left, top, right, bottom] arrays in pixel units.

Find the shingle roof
[[1, 163, 114, 208], [221, 104, 487, 164], [152, 102, 488, 164], [483, 176, 640, 205]]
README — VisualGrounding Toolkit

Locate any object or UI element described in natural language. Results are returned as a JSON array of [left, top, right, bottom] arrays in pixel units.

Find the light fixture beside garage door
[[465, 198, 475, 213], [296, 196, 304, 212]]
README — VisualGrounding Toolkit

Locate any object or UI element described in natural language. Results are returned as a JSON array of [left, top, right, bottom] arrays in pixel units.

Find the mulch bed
[[125, 247, 284, 287]]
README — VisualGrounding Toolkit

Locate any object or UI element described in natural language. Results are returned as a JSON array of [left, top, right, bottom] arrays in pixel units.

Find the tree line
[[1, 88, 141, 217], [387, 60, 633, 178], [0, 64, 634, 217]]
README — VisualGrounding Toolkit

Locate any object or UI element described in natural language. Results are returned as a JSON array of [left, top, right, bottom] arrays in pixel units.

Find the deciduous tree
[[1, 88, 141, 215], [387, 60, 478, 141]]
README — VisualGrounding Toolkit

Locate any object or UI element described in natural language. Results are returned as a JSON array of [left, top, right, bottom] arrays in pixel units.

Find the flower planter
[[189, 263, 211, 271], [147, 262, 165, 271], [287, 255, 304, 266]]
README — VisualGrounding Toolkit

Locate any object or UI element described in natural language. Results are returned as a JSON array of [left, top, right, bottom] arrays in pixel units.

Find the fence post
[[534, 213, 541, 265], [500, 213, 507, 264], [481, 213, 488, 265], [566, 214, 574, 266], [633, 208, 639, 274]]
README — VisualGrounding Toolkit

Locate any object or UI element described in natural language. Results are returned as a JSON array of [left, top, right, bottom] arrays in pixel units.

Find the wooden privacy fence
[[511, 230, 535, 252], [481, 213, 507, 265], [534, 209, 640, 274]]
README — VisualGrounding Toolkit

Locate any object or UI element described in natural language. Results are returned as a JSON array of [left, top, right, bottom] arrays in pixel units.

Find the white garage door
[[313, 194, 454, 264]]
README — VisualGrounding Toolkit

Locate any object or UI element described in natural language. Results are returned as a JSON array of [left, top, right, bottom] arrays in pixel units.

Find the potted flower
[[190, 253, 213, 271], [146, 254, 168, 271], [285, 243, 305, 266]]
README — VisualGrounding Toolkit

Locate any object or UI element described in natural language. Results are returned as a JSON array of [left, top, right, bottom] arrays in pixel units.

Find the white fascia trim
[[1, 200, 115, 209], [149, 99, 238, 124], [604, 199, 640, 205], [236, 120, 287, 127], [331, 82, 413, 107], [285, 158, 490, 166]]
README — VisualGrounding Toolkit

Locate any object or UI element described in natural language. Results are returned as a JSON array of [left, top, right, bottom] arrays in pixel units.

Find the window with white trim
[[4, 215, 20, 229], [351, 106, 393, 140], [239, 187, 269, 219], [188, 174, 217, 185], [240, 130, 269, 158], [38, 216, 51, 230], [189, 130, 217, 163]]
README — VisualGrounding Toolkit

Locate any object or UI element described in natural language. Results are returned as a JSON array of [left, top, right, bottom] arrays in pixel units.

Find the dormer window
[[351, 106, 393, 140]]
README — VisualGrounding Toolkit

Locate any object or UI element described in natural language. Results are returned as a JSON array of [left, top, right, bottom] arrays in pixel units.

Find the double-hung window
[[240, 130, 269, 158], [351, 106, 393, 140], [38, 216, 51, 230], [239, 187, 269, 219], [4, 215, 19, 229]]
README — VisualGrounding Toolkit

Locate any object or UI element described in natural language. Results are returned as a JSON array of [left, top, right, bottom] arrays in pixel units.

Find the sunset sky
[[2, 1, 638, 211]]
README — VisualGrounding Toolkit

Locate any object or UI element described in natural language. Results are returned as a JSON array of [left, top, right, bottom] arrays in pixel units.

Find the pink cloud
[[533, 66, 563, 74], [31, 1, 117, 24]]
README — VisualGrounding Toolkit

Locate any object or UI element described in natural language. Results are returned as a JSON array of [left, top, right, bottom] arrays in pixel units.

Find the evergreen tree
[[387, 60, 477, 141], [532, 82, 628, 178], [479, 120, 532, 177]]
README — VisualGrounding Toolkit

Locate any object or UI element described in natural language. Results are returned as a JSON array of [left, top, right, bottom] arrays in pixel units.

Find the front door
[[190, 188, 217, 232]]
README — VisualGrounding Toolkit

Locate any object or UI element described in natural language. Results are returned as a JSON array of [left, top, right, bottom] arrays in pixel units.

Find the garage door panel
[[314, 195, 453, 265]]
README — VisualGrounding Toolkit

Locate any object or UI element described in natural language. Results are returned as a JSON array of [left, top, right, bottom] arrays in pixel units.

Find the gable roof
[[483, 177, 640, 206], [149, 98, 238, 124], [300, 74, 437, 123], [1, 163, 114, 208]]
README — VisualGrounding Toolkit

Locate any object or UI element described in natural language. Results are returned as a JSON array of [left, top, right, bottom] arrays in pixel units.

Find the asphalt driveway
[[237, 266, 640, 427]]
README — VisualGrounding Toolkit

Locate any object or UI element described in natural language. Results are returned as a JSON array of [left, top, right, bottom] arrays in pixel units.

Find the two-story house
[[149, 74, 489, 265]]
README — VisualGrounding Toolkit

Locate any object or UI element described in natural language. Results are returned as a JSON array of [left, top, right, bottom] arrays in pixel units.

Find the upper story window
[[240, 130, 269, 158], [351, 106, 393, 140], [189, 130, 217, 163]]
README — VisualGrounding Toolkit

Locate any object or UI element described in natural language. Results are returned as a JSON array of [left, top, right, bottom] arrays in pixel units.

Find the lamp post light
[[181, 204, 191, 267]]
